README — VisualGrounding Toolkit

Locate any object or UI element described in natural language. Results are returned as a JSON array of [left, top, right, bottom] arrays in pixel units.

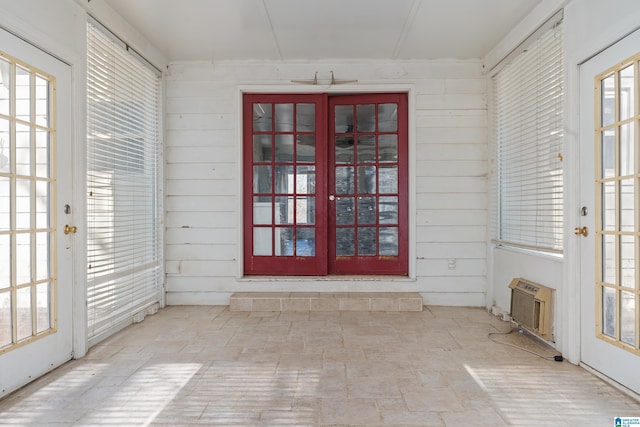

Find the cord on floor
[[488, 327, 563, 362]]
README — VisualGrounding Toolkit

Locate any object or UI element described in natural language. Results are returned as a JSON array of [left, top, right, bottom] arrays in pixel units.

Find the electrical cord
[[488, 327, 563, 362]]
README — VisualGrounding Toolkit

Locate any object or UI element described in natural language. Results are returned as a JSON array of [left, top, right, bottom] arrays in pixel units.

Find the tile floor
[[0, 305, 639, 426]]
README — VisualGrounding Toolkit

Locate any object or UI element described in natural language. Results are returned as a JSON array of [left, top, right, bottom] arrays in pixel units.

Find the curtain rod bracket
[[330, 71, 358, 85], [290, 71, 358, 85], [291, 72, 318, 85]]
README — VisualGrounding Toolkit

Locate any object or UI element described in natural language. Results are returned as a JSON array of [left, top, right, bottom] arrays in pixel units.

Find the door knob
[[574, 226, 588, 237], [63, 225, 78, 235]]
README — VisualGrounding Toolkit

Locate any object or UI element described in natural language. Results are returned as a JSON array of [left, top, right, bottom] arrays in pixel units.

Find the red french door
[[329, 94, 408, 275], [243, 94, 327, 275], [243, 93, 407, 276]]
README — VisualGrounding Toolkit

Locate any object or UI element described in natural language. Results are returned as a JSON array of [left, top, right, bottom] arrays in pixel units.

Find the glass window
[[492, 22, 564, 254]]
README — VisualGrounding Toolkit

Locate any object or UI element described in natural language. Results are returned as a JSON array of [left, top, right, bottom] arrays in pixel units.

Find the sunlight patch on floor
[[78, 363, 201, 426], [464, 363, 634, 425]]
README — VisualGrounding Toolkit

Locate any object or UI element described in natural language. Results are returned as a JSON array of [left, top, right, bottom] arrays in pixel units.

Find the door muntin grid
[[244, 93, 406, 276], [333, 102, 400, 258], [0, 51, 56, 353], [329, 94, 407, 275], [251, 101, 319, 258], [595, 55, 640, 354]]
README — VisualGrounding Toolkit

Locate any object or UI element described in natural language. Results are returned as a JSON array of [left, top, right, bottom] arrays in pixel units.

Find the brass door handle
[[574, 226, 588, 237], [63, 225, 78, 235]]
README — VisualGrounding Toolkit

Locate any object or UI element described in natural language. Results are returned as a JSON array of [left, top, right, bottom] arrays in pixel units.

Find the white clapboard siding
[[165, 228, 237, 245], [165, 196, 236, 212], [166, 130, 235, 147], [167, 60, 483, 82], [416, 177, 486, 193], [165, 260, 237, 276], [166, 276, 243, 293], [444, 78, 487, 94], [165, 211, 237, 228], [418, 276, 486, 292], [413, 79, 446, 94], [166, 180, 236, 196], [416, 160, 487, 177], [165, 81, 236, 99], [166, 113, 236, 130], [422, 292, 485, 307], [416, 143, 487, 161], [416, 226, 487, 243], [166, 163, 236, 181], [417, 242, 486, 259], [416, 210, 488, 226], [166, 244, 236, 261], [416, 259, 486, 277], [418, 127, 487, 144], [165, 59, 488, 306], [416, 94, 487, 110], [166, 96, 236, 114], [416, 110, 487, 128], [166, 146, 236, 163], [416, 193, 486, 210]]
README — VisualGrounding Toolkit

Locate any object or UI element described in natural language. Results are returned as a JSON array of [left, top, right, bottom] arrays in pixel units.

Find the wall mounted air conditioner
[[509, 278, 553, 340]]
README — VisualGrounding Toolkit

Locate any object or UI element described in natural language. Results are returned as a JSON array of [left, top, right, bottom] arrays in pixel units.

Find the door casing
[[0, 26, 75, 398], [240, 86, 415, 278], [578, 27, 640, 395]]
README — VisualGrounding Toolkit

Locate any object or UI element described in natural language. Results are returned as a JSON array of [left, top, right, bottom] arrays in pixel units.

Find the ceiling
[[104, 0, 542, 62]]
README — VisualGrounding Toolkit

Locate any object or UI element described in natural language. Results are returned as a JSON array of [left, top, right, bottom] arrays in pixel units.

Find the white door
[[0, 28, 74, 397], [580, 29, 640, 394]]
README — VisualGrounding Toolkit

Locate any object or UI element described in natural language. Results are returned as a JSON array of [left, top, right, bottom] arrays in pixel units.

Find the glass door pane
[[0, 52, 56, 354], [252, 102, 317, 257], [329, 94, 407, 275], [243, 93, 405, 276], [244, 94, 327, 275], [596, 60, 640, 353]]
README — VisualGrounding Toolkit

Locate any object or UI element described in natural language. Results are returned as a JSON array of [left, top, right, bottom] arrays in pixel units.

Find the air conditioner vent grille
[[509, 278, 553, 340]]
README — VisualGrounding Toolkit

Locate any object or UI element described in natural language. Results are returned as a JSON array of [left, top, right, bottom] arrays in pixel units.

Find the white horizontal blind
[[86, 21, 161, 342], [492, 22, 564, 253]]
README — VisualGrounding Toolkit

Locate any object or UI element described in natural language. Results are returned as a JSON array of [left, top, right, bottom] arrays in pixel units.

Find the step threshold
[[229, 292, 423, 312]]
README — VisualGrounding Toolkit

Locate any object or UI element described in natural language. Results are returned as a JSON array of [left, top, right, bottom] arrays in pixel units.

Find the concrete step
[[229, 292, 423, 312]]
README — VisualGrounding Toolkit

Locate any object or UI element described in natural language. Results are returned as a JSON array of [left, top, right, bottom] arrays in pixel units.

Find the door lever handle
[[63, 225, 78, 235], [574, 226, 588, 237]]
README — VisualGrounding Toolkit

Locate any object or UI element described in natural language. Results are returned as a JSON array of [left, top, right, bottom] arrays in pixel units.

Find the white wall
[[0, 0, 166, 357], [8, 0, 640, 368], [562, 0, 640, 362], [164, 60, 488, 306], [0, 0, 166, 68], [484, 0, 568, 346], [0, 1, 84, 65], [491, 249, 562, 337], [486, 0, 640, 360]]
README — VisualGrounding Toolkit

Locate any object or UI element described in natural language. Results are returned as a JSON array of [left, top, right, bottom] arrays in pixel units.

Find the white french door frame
[[563, 57, 584, 366], [0, 24, 82, 397], [70, 50, 88, 360], [0, 6, 166, 370], [575, 27, 640, 396], [0, 20, 88, 364], [545, 25, 640, 380]]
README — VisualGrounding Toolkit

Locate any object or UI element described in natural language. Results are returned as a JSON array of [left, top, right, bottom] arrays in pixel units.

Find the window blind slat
[[87, 21, 161, 342], [492, 22, 564, 253]]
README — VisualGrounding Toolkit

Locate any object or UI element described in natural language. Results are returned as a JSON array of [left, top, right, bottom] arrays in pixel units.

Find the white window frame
[[86, 18, 163, 345], [491, 13, 565, 255]]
